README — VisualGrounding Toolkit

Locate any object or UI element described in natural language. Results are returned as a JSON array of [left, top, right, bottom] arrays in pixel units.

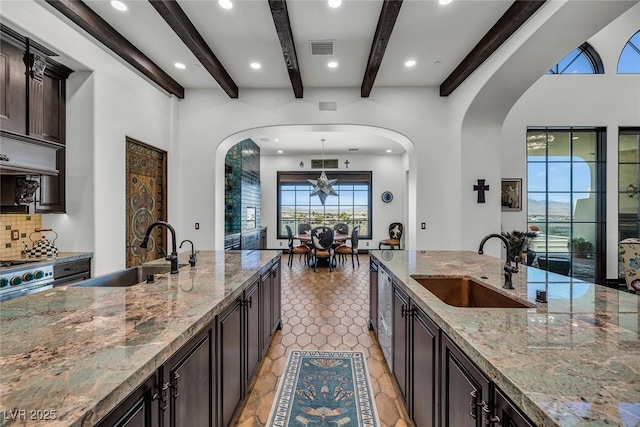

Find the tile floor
[[235, 253, 412, 427]]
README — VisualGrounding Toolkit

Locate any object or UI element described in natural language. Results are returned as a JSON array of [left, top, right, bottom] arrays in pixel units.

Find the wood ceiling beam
[[361, 0, 403, 98], [149, 0, 239, 98], [45, 0, 184, 99], [268, 0, 303, 98], [439, 0, 546, 97]]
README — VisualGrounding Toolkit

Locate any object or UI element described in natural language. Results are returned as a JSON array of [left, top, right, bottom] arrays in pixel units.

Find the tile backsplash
[[0, 214, 43, 259]]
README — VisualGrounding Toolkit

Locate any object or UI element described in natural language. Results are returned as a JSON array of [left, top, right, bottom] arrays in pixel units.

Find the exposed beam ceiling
[[45, 0, 184, 99], [361, 0, 403, 98], [439, 0, 546, 97], [268, 0, 303, 98], [149, 0, 238, 98]]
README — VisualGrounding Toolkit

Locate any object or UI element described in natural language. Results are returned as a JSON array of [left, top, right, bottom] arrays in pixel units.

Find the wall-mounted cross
[[344, 159, 350, 169], [473, 179, 489, 203]]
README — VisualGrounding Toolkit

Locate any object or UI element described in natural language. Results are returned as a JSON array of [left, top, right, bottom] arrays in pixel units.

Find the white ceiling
[[73, 0, 516, 154]]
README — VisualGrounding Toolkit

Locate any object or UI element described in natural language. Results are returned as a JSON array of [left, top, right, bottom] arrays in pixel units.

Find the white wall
[[1, 0, 177, 275], [260, 153, 406, 250], [502, 2, 640, 280]]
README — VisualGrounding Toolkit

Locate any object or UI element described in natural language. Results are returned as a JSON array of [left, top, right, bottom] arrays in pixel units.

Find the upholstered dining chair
[[332, 222, 349, 250], [298, 223, 312, 235], [310, 226, 335, 272], [379, 222, 403, 250], [335, 226, 360, 268], [285, 225, 310, 268]]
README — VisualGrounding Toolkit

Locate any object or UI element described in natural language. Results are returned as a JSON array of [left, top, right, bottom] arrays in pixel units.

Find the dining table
[[296, 232, 350, 268]]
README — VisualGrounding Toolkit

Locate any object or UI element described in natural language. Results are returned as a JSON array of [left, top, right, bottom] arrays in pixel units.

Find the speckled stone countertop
[[370, 250, 640, 427], [0, 250, 281, 426]]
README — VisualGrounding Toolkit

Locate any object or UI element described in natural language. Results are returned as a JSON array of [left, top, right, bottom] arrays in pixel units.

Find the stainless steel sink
[[75, 264, 187, 288], [410, 276, 532, 308]]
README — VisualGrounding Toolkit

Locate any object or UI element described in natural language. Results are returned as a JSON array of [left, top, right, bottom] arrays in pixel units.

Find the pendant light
[[308, 138, 338, 205]]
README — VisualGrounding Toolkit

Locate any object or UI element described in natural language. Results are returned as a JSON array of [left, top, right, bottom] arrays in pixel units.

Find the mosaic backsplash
[[0, 214, 43, 259]]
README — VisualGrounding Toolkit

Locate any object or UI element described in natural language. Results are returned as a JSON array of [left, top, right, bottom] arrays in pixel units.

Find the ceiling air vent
[[319, 101, 337, 111], [348, 148, 359, 152], [309, 40, 334, 56]]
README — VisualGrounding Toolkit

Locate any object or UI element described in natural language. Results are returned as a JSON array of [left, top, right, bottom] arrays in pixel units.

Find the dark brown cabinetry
[[53, 257, 91, 286], [245, 280, 262, 385], [218, 297, 243, 427], [95, 373, 160, 427], [160, 327, 214, 427], [392, 284, 409, 401], [368, 259, 378, 332], [260, 261, 281, 355], [0, 25, 72, 214], [491, 386, 535, 427]]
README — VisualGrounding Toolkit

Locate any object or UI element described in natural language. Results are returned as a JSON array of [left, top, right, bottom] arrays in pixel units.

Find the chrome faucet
[[179, 239, 197, 267], [478, 233, 518, 289], [140, 221, 179, 274]]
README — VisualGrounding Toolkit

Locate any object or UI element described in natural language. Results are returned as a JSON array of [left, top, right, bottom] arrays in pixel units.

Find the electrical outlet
[[421, 222, 426, 229], [279, 241, 282, 246], [366, 242, 369, 247], [195, 222, 200, 230]]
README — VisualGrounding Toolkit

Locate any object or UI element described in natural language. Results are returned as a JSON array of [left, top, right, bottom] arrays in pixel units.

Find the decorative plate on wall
[[381, 191, 393, 203]]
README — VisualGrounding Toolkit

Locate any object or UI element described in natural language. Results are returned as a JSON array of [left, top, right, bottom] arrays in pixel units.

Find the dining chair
[[335, 225, 360, 268], [379, 222, 403, 250], [285, 225, 310, 268], [310, 226, 335, 272], [332, 222, 349, 250]]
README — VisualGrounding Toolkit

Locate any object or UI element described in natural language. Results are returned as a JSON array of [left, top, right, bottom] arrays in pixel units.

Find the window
[[527, 128, 606, 284], [618, 128, 640, 241], [546, 43, 604, 74], [618, 31, 640, 73], [277, 171, 372, 239]]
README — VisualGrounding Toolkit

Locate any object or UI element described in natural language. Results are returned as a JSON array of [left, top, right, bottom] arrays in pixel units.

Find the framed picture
[[501, 179, 522, 211]]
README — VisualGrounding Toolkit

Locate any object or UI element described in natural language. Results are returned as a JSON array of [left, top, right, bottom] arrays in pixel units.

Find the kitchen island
[[0, 250, 281, 426], [370, 250, 640, 427]]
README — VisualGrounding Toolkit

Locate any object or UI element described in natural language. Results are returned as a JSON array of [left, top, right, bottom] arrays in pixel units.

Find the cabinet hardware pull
[[248, 296, 252, 308], [173, 372, 180, 398], [482, 403, 501, 425], [469, 390, 478, 419], [153, 382, 170, 411], [0, 154, 9, 162]]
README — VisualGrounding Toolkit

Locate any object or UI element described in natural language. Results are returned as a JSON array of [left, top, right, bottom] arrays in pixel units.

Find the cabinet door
[[392, 284, 409, 402], [260, 269, 273, 355], [41, 66, 66, 144], [270, 262, 281, 333], [441, 333, 491, 427], [245, 281, 261, 385], [95, 373, 159, 427], [0, 36, 27, 134], [411, 303, 439, 427], [33, 147, 65, 213], [491, 387, 534, 427], [162, 329, 213, 427], [218, 298, 243, 427], [369, 260, 378, 332]]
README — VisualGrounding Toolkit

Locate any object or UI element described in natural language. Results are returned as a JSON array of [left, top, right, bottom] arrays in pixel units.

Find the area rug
[[267, 350, 380, 426]]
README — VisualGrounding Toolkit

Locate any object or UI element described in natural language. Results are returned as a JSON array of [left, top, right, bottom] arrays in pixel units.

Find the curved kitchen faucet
[[140, 221, 179, 274], [478, 233, 518, 289], [180, 239, 197, 267]]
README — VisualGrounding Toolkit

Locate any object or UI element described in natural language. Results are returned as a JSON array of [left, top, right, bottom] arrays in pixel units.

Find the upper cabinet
[[0, 24, 73, 214]]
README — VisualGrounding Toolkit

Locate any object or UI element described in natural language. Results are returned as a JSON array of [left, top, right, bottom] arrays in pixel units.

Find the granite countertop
[[370, 250, 640, 427], [0, 250, 281, 427]]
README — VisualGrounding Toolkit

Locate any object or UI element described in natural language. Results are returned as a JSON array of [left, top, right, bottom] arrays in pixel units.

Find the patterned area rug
[[267, 350, 380, 426]]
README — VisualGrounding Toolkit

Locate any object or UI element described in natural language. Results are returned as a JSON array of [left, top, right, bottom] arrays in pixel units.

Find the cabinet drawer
[[54, 258, 91, 280]]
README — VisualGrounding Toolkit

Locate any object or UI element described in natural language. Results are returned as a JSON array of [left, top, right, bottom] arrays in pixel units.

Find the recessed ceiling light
[[277, 150, 283, 154], [110, 0, 127, 11], [386, 149, 392, 153], [274, 138, 279, 142], [218, 0, 233, 9], [174, 62, 186, 69], [405, 60, 416, 67], [328, 61, 338, 68], [439, 0, 453, 4], [328, 0, 342, 8], [250, 62, 261, 70]]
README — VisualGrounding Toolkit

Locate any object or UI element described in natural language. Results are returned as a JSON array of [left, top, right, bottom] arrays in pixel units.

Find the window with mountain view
[[527, 128, 606, 283], [277, 171, 372, 239]]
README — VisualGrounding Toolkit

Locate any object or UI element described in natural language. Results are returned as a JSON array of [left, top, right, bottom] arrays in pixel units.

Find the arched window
[[618, 30, 640, 74], [546, 43, 604, 74]]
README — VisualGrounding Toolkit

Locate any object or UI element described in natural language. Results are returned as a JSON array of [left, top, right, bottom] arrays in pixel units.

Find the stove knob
[[22, 272, 35, 282], [34, 270, 45, 280], [10, 276, 23, 286], [0, 278, 8, 288]]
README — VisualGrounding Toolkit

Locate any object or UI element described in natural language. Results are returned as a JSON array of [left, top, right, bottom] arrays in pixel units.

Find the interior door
[[125, 137, 167, 267]]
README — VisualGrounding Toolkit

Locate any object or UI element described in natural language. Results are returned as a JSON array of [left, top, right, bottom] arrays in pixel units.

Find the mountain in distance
[[528, 198, 572, 216]]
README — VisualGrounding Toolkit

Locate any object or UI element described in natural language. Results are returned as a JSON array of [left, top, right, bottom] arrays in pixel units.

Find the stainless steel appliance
[[378, 266, 393, 365], [0, 259, 55, 301]]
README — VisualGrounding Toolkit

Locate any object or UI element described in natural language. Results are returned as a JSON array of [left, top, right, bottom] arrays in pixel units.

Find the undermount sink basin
[[410, 276, 532, 308], [76, 264, 188, 288]]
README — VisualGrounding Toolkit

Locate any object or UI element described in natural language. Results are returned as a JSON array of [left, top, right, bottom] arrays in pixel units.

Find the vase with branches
[[501, 230, 538, 262]]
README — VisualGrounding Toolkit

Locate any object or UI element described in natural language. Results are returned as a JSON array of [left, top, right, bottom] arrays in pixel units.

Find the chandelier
[[308, 138, 338, 205]]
